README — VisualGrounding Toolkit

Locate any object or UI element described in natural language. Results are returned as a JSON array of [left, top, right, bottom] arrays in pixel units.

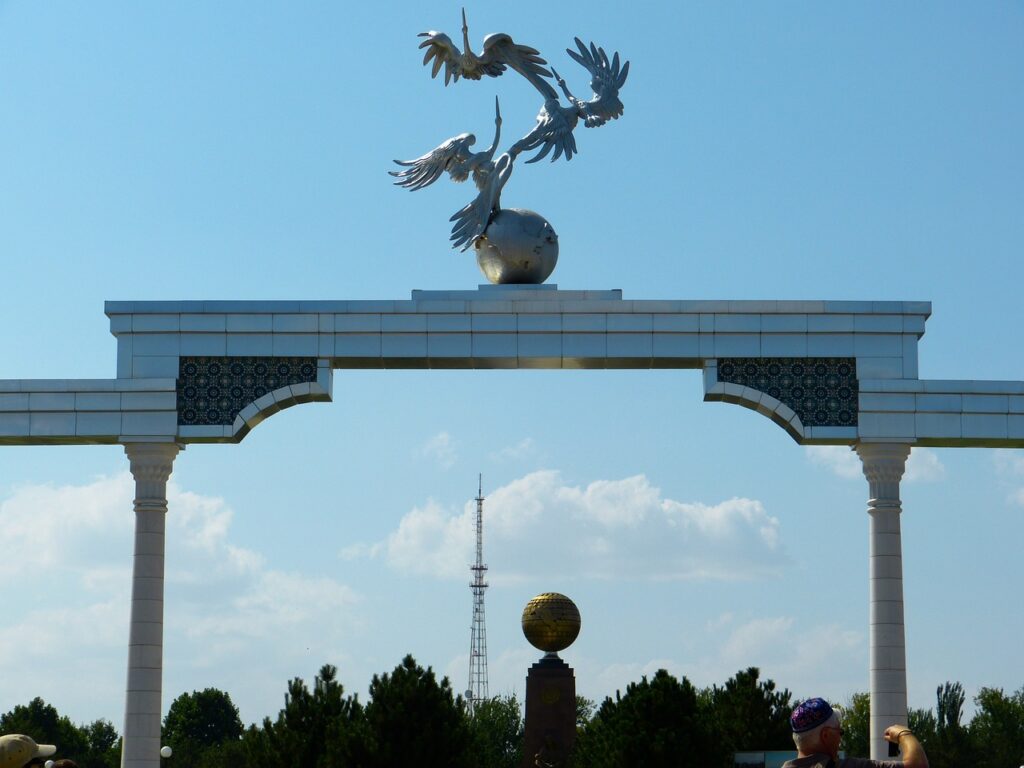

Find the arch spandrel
[[175, 356, 332, 443], [703, 357, 860, 445]]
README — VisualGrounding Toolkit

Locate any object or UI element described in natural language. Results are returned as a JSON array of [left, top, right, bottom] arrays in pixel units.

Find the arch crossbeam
[[2, 286, 1021, 446]]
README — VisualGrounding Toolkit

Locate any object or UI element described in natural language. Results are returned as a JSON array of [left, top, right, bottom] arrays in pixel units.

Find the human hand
[[884, 725, 913, 743]]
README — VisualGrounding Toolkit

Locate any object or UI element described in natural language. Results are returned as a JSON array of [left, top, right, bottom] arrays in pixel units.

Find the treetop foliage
[[3, 665, 1022, 767], [0, 697, 117, 768]]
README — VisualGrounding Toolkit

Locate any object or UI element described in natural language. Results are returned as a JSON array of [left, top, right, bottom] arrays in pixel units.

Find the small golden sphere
[[521, 592, 581, 653]]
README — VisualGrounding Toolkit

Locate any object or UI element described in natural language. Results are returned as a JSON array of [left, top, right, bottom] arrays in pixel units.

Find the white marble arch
[[2, 285, 1023, 764]]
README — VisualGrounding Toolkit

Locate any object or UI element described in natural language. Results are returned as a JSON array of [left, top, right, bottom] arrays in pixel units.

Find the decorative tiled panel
[[717, 357, 858, 427], [177, 356, 317, 426]]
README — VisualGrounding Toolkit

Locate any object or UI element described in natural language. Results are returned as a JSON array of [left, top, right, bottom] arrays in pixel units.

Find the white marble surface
[[3, 289, 1024, 446]]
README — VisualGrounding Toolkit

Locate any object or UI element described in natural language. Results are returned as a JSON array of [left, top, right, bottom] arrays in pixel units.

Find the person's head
[[790, 698, 843, 758], [0, 735, 57, 768]]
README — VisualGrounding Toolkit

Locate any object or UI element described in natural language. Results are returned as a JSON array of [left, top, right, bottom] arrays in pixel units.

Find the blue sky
[[1, 1, 1023, 730]]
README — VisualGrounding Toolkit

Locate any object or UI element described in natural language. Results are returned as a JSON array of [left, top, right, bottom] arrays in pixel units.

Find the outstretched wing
[[449, 153, 512, 250], [390, 133, 476, 191], [566, 38, 630, 127], [510, 100, 579, 164], [418, 31, 464, 86], [478, 33, 557, 99]]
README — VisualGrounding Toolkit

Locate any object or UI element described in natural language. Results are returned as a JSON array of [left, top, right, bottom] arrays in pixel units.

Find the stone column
[[121, 442, 181, 768], [856, 442, 911, 762]]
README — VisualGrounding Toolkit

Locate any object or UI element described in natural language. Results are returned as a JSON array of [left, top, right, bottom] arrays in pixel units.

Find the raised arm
[[883, 725, 929, 768]]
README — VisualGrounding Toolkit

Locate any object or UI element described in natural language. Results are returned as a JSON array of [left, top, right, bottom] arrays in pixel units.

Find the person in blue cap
[[781, 698, 929, 768]]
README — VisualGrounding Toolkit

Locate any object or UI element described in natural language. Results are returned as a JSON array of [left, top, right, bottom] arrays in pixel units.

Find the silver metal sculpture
[[391, 11, 629, 284]]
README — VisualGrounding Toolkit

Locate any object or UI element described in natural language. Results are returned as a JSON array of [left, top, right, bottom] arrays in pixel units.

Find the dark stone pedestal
[[521, 654, 576, 768]]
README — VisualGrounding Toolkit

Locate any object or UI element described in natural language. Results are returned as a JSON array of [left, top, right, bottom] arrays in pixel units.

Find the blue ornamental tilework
[[177, 356, 317, 426], [717, 357, 858, 427]]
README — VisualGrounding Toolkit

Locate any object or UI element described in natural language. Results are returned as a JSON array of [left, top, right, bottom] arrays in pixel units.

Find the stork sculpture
[[391, 11, 629, 283]]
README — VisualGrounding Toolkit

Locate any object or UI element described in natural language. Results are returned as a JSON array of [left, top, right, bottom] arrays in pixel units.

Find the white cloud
[[184, 570, 359, 640], [805, 446, 944, 483], [992, 452, 1024, 507], [381, 499, 473, 579], [420, 431, 457, 469], [489, 438, 535, 463], [0, 598, 128, 664], [706, 612, 735, 631], [0, 597, 131, 721], [805, 446, 862, 479], [357, 470, 786, 583], [693, 615, 864, 698], [0, 472, 265, 584], [719, 616, 796, 661], [339, 541, 382, 560], [991, 450, 1024, 481], [172, 488, 234, 554], [589, 658, 688, 698], [0, 473, 362, 724], [905, 448, 945, 482], [0, 473, 134, 577], [993, 451, 1024, 477]]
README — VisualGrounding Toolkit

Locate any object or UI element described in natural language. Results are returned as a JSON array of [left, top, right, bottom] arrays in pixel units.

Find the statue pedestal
[[521, 654, 576, 768]]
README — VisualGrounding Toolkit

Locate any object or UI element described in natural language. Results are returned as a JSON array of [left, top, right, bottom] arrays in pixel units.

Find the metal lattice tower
[[467, 474, 489, 714]]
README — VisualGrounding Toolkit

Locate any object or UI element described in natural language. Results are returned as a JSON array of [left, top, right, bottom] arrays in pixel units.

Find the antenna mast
[[467, 474, 489, 714]]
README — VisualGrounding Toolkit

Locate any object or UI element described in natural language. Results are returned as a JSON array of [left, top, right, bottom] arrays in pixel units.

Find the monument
[[0, 14, 1022, 768], [390, 11, 629, 284], [520, 593, 582, 768]]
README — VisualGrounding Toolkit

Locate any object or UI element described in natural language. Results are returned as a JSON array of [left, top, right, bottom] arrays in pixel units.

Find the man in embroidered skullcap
[[780, 698, 929, 768]]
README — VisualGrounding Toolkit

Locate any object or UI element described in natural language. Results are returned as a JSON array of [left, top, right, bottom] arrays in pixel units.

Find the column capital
[[856, 442, 911, 496], [124, 443, 182, 484]]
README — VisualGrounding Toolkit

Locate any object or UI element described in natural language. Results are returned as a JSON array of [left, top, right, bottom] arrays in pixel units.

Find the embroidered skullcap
[[790, 698, 835, 733]]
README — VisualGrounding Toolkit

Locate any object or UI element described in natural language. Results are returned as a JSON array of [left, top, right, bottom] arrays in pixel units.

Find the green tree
[[908, 706, 937, 758], [572, 669, 715, 768], [932, 681, 973, 768], [0, 697, 88, 761], [0, 698, 117, 767], [575, 695, 596, 729], [705, 667, 793, 763], [936, 681, 964, 731], [970, 686, 1024, 768], [162, 688, 243, 767], [838, 692, 869, 758], [194, 736, 251, 768], [248, 663, 359, 768], [330, 654, 472, 768], [468, 694, 523, 768], [79, 719, 121, 768]]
